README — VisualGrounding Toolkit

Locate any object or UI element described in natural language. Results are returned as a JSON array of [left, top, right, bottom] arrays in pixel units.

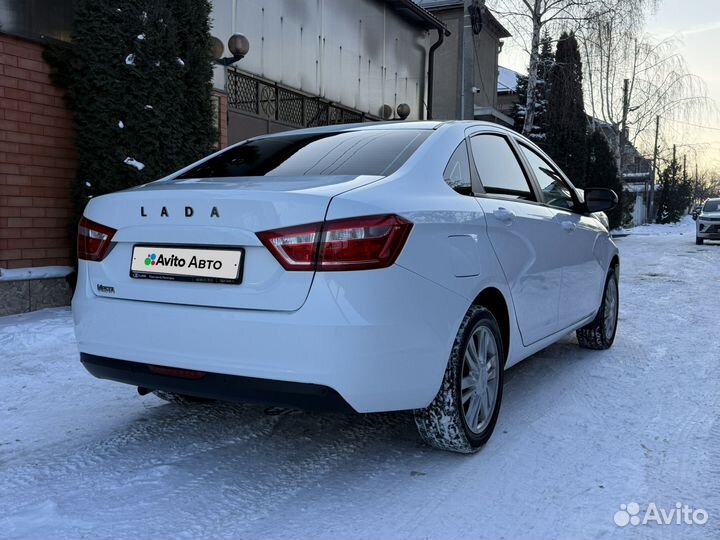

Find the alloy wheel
[[461, 325, 500, 434]]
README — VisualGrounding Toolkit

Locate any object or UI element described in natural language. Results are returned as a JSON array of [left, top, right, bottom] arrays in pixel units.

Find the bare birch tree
[[490, 0, 598, 136], [577, 0, 708, 155]]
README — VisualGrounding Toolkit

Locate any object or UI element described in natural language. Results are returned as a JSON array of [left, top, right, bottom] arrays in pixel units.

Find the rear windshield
[[176, 129, 431, 179]]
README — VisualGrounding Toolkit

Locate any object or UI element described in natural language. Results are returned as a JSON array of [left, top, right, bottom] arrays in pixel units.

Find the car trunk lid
[[82, 175, 380, 311]]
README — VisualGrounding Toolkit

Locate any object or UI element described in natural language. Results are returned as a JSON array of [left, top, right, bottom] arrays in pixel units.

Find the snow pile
[[625, 215, 695, 236], [0, 266, 73, 282]]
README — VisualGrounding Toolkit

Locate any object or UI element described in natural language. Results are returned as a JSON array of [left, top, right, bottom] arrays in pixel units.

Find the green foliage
[[45, 0, 216, 219], [621, 190, 635, 228], [511, 32, 553, 142], [655, 155, 693, 224], [585, 129, 624, 229], [545, 32, 588, 187]]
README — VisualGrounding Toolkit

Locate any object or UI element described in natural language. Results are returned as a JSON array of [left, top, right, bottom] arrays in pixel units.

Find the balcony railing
[[226, 69, 381, 128]]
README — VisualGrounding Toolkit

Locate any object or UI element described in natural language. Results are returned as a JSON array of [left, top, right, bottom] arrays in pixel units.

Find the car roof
[[246, 120, 516, 140]]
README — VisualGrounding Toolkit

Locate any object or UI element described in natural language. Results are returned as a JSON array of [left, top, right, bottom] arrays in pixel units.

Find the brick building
[[1, 28, 78, 314], [0, 2, 231, 315]]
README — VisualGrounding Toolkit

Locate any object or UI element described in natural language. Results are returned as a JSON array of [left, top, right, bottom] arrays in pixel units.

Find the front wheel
[[696, 236, 704, 245], [577, 266, 619, 350], [414, 306, 504, 453]]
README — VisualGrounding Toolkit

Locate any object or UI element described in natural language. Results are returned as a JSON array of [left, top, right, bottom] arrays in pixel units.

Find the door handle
[[561, 220, 577, 232], [493, 207, 515, 223]]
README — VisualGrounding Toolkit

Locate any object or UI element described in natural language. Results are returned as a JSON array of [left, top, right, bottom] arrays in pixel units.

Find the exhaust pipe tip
[[137, 386, 153, 396]]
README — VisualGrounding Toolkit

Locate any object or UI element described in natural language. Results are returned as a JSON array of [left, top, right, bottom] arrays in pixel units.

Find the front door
[[516, 143, 605, 327]]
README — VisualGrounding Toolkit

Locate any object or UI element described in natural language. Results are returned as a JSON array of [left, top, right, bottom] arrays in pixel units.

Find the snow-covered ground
[[1, 218, 719, 540]]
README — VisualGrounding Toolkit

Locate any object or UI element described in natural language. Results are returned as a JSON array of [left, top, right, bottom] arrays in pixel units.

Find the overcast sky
[[498, 0, 720, 171]]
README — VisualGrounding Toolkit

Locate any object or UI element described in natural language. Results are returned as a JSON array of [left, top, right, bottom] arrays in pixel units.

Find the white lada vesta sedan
[[73, 121, 620, 453]]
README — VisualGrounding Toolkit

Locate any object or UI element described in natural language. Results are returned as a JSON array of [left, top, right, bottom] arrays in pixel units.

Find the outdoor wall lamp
[[379, 104, 411, 120], [211, 33, 250, 66]]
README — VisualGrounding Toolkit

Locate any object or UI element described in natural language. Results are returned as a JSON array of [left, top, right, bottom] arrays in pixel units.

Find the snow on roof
[[623, 172, 652, 179], [498, 66, 521, 93]]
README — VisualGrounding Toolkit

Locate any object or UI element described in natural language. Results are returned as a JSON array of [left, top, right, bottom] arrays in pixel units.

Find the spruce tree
[[46, 0, 216, 220], [655, 154, 692, 224], [585, 129, 624, 229], [545, 32, 588, 187], [512, 32, 553, 143]]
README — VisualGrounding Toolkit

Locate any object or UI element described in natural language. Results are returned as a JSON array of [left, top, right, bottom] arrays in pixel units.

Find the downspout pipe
[[427, 27, 445, 120]]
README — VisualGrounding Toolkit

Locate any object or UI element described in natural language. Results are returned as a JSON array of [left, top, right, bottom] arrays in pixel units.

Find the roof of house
[[414, 0, 511, 37], [497, 66, 521, 93], [388, 0, 451, 35]]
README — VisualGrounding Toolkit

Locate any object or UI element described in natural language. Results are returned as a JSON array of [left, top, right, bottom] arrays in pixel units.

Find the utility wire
[[666, 118, 720, 132]]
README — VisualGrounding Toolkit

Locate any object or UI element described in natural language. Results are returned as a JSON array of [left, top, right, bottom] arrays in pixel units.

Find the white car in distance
[[696, 198, 720, 245], [73, 121, 620, 453]]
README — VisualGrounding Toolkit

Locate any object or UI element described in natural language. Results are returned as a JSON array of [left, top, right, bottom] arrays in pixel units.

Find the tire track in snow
[[0, 402, 281, 491], [0, 404, 414, 539], [156, 412, 411, 539]]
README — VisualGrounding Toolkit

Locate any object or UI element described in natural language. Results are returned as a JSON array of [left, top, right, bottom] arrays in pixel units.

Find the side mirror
[[584, 188, 618, 213]]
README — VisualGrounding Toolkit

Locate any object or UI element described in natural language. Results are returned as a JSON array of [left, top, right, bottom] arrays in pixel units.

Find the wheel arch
[[471, 287, 510, 364]]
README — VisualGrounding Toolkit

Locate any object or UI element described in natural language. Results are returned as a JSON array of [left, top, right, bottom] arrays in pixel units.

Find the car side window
[[519, 144, 577, 211], [469, 134, 535, 200], [443, 141, 473, 195]]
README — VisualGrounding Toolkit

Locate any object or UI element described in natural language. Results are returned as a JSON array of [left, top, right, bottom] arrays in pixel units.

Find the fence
[[226, 69, 381, 129]]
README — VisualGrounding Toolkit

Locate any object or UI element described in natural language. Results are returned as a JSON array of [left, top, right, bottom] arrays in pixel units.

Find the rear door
[[467, 131, 563, 345]]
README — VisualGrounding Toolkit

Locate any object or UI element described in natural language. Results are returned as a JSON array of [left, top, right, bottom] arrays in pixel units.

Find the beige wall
[[471, 26, 500, 110], [427, 6, 502, 120], [429, 8, 462, 120]]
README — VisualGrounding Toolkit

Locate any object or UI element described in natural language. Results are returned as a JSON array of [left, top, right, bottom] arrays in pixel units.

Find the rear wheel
[[414, 306, 504, 453], [696, 236, 704, 245], [577, 266, 619, 350]]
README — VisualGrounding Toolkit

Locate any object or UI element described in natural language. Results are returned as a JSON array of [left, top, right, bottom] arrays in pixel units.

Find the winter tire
[[696, 237, 704, 245], [577, 265, 619, 350], [414, 305, 504, 453]]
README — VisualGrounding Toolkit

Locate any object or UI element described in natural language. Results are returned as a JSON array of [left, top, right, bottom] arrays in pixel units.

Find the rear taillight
[[318, 215, 413, 270], [77, 217, 116, 261], [257, 214, 412, 271], [256, 222, 322, 271]]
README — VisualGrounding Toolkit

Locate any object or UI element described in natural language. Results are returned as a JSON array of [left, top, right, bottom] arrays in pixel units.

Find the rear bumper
[[73, 263, 468, 413], [81, 354, 355, 412]]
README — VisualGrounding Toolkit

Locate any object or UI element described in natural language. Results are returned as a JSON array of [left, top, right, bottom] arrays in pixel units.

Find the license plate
[[130, 245, 243, 284]]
